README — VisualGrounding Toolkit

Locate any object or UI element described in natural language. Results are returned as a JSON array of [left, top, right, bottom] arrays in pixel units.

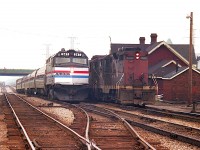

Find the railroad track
[[1, 94, 27, 149], [3, 93, 96, 150], [104, 103, 200, 122], [7, 93, 200, 149], [28, 98, 157, 149], [78, 103, 159, 150], [40, 99, 89, 139], [144, 106, 200, 122], [93, 103, 200, 147], [0, 86, 6, 93]]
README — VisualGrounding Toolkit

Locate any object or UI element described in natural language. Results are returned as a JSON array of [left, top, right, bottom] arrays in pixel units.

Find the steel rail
[[101, 105, 200, 147], [15, 94, 101, 150], [111, 108, 200, 133], [4, 93, 36, 150], [73, 104, 101, 150], [80, 104, 156, 150], [126, 119, 200, 147], [14, 94, 92, 147], [145, 106, 200, 121], [104, 108, 156, 150]]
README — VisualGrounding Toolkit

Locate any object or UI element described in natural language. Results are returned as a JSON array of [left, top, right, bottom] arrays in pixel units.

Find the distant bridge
[[0, 68, 35, 76]]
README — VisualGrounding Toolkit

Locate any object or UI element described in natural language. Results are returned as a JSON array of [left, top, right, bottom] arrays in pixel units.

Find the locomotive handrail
[[116, 73, 124, 84], [116, 73, 124, 98], [93, 68, 100, 78]]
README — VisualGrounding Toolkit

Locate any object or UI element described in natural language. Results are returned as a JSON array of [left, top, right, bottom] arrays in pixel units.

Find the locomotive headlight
[[70, 67, 74, 73], [135, 52, 140, 60]]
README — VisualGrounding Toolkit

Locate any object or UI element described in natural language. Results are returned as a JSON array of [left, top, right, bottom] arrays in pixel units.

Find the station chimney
[[150, 33, 157, 44], [139, 37, 145, 44]]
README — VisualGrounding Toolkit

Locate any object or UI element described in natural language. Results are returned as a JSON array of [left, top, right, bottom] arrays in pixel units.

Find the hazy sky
[[0, 0, 200, 69]]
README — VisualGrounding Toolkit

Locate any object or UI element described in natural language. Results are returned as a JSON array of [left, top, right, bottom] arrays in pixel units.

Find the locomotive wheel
[[48, 89, 55, 100]]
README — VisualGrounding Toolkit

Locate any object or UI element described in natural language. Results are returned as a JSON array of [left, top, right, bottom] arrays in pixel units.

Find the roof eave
[[148, 41, 189, 65], [162, 67, 200, 80]]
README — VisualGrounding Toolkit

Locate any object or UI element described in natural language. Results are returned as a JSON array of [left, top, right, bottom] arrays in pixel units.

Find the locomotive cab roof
[[117, 47, 148, 55], [119, 47, 141, 52], [90, 55, 106, 61]]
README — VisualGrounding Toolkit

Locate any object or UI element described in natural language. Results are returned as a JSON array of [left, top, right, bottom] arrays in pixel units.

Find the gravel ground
[[148, 100, 200, 113], [22, 96, 75, 126], [0, 93, 9, 150], [135, 126, 200, 150], [0, 115, 9, 150]]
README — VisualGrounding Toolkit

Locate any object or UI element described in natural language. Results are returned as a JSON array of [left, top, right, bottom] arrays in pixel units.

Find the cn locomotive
[[16, 48, 89, 102], [89, 47, 156, 105]]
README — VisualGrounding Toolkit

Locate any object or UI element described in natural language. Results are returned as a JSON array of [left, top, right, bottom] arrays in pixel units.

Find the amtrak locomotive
[[16, 48, 89, 102]]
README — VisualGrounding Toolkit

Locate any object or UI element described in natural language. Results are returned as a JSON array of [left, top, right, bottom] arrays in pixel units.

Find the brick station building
[[111, 33, 200, 103]]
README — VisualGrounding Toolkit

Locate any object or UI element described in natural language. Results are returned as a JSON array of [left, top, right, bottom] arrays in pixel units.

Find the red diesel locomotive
[[89, 47, 156, 105]]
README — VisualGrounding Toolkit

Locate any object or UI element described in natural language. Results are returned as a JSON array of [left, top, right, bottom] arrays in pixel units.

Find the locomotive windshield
[[54, 58, 71, 65], [54, 57, 88, 66], [53, 50, 88, 66], [72, 58, 87, 64]]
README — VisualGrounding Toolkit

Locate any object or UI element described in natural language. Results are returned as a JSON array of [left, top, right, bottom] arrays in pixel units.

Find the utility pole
[[68, 37, 76, 49], [109, 36, 112, 54], [186, 12, 196, 112], [44, 44, 51, 60]]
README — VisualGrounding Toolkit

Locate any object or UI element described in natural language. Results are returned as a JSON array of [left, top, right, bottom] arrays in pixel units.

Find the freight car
[[16, 48, 89, 102], [89, 47, 156, 105]]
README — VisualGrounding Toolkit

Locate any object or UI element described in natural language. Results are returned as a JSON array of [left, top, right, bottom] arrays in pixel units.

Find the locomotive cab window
[[54, 57, 71, 66], [140, 56, 148, 60], [54, 57, 88, 67], [126, 56, 134, 60], [72, 58, 87, 65]]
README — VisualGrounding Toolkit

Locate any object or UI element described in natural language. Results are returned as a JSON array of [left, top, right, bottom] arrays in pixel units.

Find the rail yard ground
[[147, 100, 200, 114], [1, 86, 200, 149]]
